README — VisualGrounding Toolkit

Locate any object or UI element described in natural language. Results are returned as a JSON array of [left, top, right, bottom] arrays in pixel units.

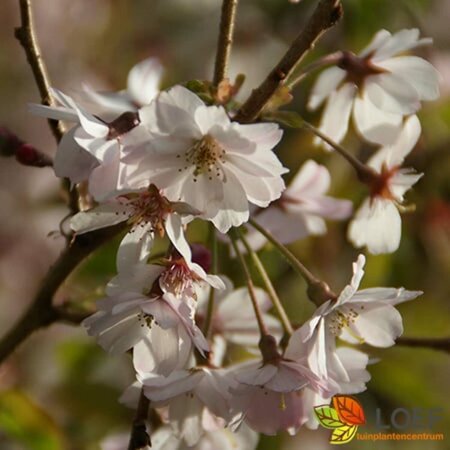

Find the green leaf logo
[[314, 405, 345, 429], [314, 396, 365, 444], [330, 424, 358, 445]]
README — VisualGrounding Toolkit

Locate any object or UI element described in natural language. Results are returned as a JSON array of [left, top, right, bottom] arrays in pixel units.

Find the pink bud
[[15, 144, 53, 168], [0, 127, 22, 157]]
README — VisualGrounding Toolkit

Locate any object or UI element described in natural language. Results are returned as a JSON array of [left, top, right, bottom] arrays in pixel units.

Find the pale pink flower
[[140, 368, 233, 446], [83, 260, 209, 375], [348, 115, 423, 254], [230, 357, 332, 435], [30, 89, 144, 200], [122, 85, 288, 232], [287, 254, 421, 383], [71, 184, 206, 274], [128, 423, 258, 450], [196, 278, 282, 365], [243, 160, 352, 251], [309, 29, 440, 146], [299, 347, 371, 430], [82, 57, 164, 115]]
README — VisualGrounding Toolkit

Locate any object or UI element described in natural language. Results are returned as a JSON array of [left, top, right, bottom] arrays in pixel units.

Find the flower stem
[[248, 218, 336, 305], [238, 230, 293, 336], [302, 120, 378, 184], [15, 0, 79, 214], [127, 389, 151, 450], [229, 231, 269, 336], [213, 0, 239, 87], [203, 225, 218, 337], [286, 51, 343, 90]]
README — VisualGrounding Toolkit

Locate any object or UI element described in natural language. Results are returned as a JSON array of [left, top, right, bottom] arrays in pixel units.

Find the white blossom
[[243, 159, 352, 251], [140, 368, 234, 446], [83, 57, 164, 115], [122, 85, 288, 232], [286, 254, 421, 383], [348, 115, 423, 254], [196, 277, 282, 365], [229, 356, 332, 436], [83, 260, 210, 376], [309, 29, 440, 146], [30, 89, 143, 200]]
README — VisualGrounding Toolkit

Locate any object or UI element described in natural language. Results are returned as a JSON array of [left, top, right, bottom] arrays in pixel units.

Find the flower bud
[[15, 144, 53, 168], [0, 127, 22, 157]]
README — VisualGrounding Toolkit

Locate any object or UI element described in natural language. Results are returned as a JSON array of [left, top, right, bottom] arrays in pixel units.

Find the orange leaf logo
[[333, 396, 366, 426]]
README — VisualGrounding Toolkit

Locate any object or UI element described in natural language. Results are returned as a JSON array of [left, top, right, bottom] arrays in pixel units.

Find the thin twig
[[229, 232, 269, 336], [15, 0, 79, 213], [213, 0, 239, 87], [286, 50, 343, 90], [0, 224, 125, 364], [396, 337, 450, 353], [238, 230, 293, 336], [302, 120, 377, 183], [127, 389, 151, 450], [203, 225, 218, 338], [248, 218, 336, 305], [234, 0, 343, 123], [15, 0, 64, 140]]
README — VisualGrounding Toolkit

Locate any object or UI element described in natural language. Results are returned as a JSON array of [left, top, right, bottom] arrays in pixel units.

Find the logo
[[314, 396, 366, 445]]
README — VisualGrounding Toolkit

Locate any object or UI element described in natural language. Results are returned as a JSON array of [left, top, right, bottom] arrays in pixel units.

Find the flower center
[[179, 135, 226, 182], [328, 307, 365, 343], [159, 257, 200, 298], [369, 164, 398, 200], [338, 51, 387, 87], [123, 185, 172, 236]]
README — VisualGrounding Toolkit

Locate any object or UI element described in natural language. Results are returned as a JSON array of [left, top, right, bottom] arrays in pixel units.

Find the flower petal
[[348, 198, 402, 254], [314, 83, 356, 148]]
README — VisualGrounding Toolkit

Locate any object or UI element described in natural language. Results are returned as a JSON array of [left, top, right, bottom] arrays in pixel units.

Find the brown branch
[[234, 0, 343, 123], [128, 389, 151, 450], [0, 224, 125, 364], [15, 0, 64, 141], [213, 0, 239, 87], [396, 337, 450, 353], [15, 0, 79, 213]]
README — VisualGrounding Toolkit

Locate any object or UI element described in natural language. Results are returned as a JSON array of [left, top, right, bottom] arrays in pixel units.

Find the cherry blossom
[[71, 184, 201, 272], [287, 254, 421, 383], [140, 368, 234, 446], [122, 85, 288, 232], [196, 278, 282, 365], [30, 89, 143, 200], [242, 160, 352, 251], [150, 424, 258, 450], [298, 347, 371, 430], [229, 355, 332, 435], [83, 260, 210, 375], [309, 28, 440, 146], [101, 423, 258, 450], [82, 57, 164, 115], [348, 115, 423, 254]]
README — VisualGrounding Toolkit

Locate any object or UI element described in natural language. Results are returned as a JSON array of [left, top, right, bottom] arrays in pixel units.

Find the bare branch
[[213, 0, 239, 87], [15, 0, 64, 141], [0, 224, 125, 364], [15, 0, 80, 213], [234, 0, 343, 123], [396, 337, 450, 353]]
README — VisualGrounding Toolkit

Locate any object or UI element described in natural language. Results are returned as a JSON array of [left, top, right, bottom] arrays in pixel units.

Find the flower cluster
[[31, 26, 437, 449]]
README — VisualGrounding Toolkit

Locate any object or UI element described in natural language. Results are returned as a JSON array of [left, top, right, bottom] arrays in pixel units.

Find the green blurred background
[[0, 0, 449, 449]]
